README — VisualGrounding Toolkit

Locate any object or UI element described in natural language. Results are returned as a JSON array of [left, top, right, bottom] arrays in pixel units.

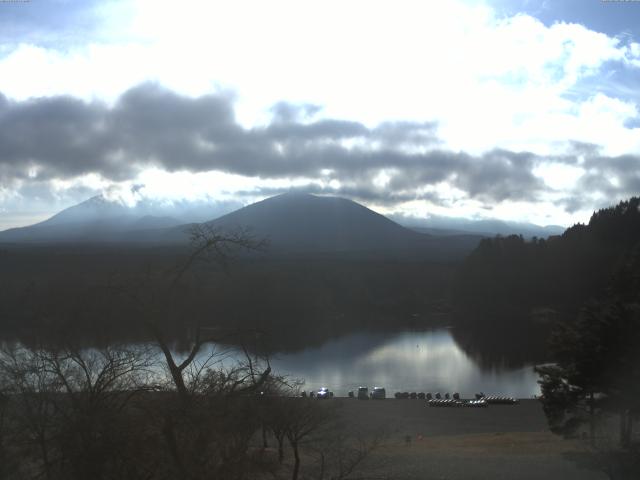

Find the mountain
[[36, 195, 135, 226], [0, 193, 483, 260], [133, 215, 184, 230], [195, 192, 482, 259], [207, 192, 428, 254], [0, 195, 239, 244], [392, 214, 565, 238]]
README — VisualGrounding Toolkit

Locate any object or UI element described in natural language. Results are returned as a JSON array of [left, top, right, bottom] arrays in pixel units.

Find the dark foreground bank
[[324, 399, 606, 480]]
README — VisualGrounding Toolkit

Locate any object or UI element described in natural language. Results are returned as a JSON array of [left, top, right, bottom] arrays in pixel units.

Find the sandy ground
[[322, 399, 608, 480]]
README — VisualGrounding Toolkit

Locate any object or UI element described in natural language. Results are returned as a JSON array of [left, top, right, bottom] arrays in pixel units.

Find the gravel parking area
[[327, 399, 607, 480]]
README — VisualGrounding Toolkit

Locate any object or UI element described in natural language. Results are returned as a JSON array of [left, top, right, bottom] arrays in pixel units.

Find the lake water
[[4, 328, 541, 398], [195, 329, 541, 398]]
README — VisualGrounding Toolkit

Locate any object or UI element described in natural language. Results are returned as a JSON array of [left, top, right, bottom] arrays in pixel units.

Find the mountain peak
[[209, 192, 423, 254], [0, 193, 483, 259]]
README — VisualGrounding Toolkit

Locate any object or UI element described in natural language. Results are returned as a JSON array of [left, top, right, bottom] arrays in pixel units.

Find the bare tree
[[120, 223, 274, 480], [260, 379, 305, 464], [310, 428, 385, 480], [0, 364, 15, 479], [283, 398, 335, 480], [0, 343, 155, 480], [137, 224, 268, 401], [1, 345, 62, 480]]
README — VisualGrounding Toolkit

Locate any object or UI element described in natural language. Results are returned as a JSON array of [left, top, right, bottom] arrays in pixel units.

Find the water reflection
[[3, 329, 541, 398], [265, 329, 539, 398]]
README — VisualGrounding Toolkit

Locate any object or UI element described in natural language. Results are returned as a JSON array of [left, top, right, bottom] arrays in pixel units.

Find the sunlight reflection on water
[[5, 329, 540, 398], [264, 329, 540, 398]]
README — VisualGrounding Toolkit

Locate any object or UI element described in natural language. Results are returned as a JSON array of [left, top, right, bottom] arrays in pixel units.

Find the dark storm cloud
[[458, 150, 541, 202], [558, 151, 640, 214], [372, 121, 440, 147], [1, 83, 443, 184], [580, 154, 640, 196], [0, 82, 636, 211], [265, 119, 369, 142], [383, 149, 544, 203], [558, 195, 588, 214], [0, 93, 133, 182]]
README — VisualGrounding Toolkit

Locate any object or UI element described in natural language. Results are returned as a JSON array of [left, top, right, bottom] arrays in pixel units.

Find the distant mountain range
[[0, 193, 565, 259], [391, 214, 564, 238], [0, 195, 239, 244]]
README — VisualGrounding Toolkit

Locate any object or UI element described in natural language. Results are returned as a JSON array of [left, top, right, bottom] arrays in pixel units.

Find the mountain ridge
[[0, 192, 484, 260], [1, 192, 565, 259], [1, 193, 565, 240]]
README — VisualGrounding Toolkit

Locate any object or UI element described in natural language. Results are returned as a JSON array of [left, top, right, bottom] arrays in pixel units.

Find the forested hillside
[[0, 245, 454, 351], [453, 197, 640, 330]]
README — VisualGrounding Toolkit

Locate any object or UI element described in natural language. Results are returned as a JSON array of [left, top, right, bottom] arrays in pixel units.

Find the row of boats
[[391, 390, 515, 401], [396, 392, 519, 406], [302, 387, 519, 406], [427, 395, 519, 407]]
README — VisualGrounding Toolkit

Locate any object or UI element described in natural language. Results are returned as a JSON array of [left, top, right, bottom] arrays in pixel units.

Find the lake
[[3, 328, 541, 398], [191, 328, 541, 398]]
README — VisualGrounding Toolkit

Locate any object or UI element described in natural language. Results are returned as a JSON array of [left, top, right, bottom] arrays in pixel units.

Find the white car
[[316, 387, 334, 399]]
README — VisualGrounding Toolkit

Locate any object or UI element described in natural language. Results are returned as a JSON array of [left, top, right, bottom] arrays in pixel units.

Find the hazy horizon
[[1, 1, 639, 230], [0, 191, 569, 234]]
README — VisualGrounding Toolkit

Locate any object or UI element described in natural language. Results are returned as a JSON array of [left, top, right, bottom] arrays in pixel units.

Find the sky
[[0, 0, 639, 230]]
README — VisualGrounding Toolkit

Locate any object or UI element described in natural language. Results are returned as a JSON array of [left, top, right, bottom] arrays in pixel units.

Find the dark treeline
[[534, 225, 640, 477], [450, 197, 640, 474], [452, 197, 640, 361], [0, 243, 455, 353]]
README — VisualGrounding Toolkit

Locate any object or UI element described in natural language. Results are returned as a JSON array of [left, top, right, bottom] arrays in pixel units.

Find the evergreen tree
[[536, 244, 640, 447]]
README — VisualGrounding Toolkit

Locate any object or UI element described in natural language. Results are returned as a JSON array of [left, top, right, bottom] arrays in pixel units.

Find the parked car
[[316, 387, 333, 399], [370, 387, 386, 399], [357, 386, 369, 400]]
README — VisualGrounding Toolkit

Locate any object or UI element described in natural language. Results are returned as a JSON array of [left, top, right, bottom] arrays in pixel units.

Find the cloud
[[0, 83, 434, 181], [556, 148, 640, 214], [2, 0, 640, 230], [0, 92, 135, 182], [580, 153, 640, 197], [2, 1, 638, 158], [1, 82, 639, 226]]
